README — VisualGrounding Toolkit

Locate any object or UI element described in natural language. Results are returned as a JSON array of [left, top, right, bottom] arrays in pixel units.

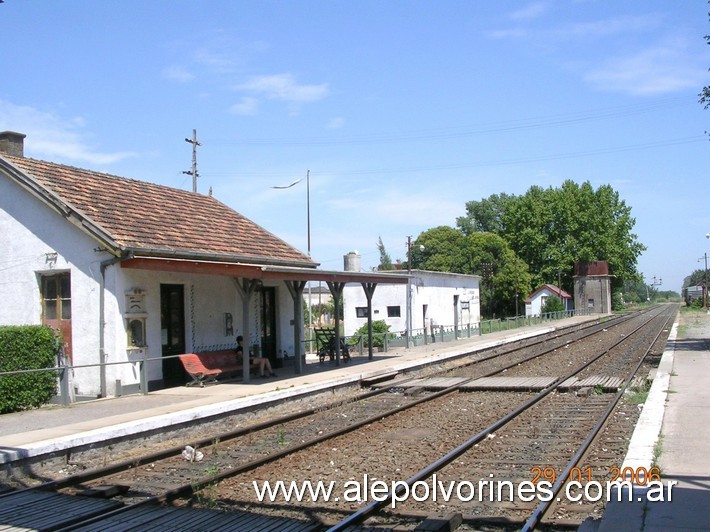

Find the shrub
[[351, 320, 394, 348], [612, 291, 625, 311], [0, 325, 59, 414], [541, 295, 564, 314]]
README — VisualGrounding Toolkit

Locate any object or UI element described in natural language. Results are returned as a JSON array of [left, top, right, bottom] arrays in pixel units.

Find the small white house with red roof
[[524, 284, 573, 317], [0, 131, 406, 399]]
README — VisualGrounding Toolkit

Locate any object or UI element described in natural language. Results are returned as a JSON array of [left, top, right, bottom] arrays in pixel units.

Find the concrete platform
[[0, 316, 597, 465], [597, 310, 710, 531]]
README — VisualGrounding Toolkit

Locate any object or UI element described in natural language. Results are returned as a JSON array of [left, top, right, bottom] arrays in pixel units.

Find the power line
[[198, 135, 705, 179], [205, 97, 686, 147]]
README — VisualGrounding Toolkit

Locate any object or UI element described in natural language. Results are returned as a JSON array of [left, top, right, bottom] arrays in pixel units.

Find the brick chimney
[[0, 131, 26, 157]]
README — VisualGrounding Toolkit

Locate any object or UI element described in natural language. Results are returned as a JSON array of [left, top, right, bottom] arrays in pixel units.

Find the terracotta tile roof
[[2, 155, 314, 267]]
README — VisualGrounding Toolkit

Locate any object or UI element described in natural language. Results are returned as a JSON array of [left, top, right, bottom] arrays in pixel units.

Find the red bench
[[178, 350, 259, 387]]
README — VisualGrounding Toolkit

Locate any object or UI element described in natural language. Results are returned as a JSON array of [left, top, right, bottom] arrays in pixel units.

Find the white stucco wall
[[108, 269, 299, 391], [525, 289, 549, 316], [1, 172, 110, 396], [342, 270, 480, 336], [525, 287, 573, 317], [2, 171, 301, 397]]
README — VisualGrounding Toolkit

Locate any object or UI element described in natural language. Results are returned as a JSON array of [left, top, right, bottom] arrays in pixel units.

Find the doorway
[[260, 286, 278, 367], [41, 272, 72, 361], [161, 284, 186, 387]]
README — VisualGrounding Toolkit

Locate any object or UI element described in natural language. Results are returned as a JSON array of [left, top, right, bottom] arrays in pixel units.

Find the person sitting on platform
[[235, 335, 276, 378]]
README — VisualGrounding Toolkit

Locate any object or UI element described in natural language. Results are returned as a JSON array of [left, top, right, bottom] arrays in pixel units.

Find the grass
[[211, 437, 222, 457], [196, 480, 220, 509], [276, 425, 289, 446], [652, 434, 664, 470], [626, 380, 652, 404]]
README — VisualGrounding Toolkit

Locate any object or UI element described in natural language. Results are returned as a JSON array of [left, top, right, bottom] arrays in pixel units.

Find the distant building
[[525, 284, 573, 316], [574, 261, 612, 314], [343, 270, 480, 337]]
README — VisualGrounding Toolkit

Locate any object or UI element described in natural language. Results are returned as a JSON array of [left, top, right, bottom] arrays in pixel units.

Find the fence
[[1, 308, 592, 407], [307, 308, 592, 355]]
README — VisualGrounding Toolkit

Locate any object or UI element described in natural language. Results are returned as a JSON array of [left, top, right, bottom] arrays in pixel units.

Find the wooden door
[[41, 272, 72, 361], [161, 284, 186, 387], [260, 286, 277, 366]]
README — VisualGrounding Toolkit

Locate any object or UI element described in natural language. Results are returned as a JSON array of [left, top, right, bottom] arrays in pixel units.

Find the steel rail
[[14, 309, 659, 530], [445, 308, 652, 378], [0, 374, 422, 498], [5, 312, 623, 497], [326, 306, 670, 531], [521, 304, 677, 531], [51, 376, 476, 532], [49, 313, 635, 529]]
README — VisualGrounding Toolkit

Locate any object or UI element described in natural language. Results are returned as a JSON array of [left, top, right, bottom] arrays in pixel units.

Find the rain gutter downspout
[[99, 253, 129, 397]]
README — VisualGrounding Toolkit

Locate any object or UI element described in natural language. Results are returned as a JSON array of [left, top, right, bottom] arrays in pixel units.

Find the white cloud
[[509, 2, 548, 21], [486, 28, 528, 40], [229, 97, 259, 115], [489, 13, 660, 43], [0, 100, 136, 165], [162, 65, 194, 83], [192, 48, 237, 73], [326, 117, 345, 129], [236, 74, 329, 103], [561, 14, 661, 40], [585, 41, 706, 95]]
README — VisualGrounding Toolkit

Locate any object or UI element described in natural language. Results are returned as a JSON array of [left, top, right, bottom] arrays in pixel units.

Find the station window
[[356, 307, 369, 318], [42, 273, 71, 320], [387, 306, 401, 317]]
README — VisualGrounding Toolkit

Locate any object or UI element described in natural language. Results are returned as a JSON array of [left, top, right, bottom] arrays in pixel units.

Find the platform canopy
[[121, 255, 409, 377], [120, 255, 410, 284]]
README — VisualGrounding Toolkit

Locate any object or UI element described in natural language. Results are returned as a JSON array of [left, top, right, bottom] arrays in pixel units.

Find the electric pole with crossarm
[[183, 129, 201, 193]]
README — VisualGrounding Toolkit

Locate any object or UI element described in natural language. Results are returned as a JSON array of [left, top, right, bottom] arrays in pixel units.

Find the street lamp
[[273, 170, 312, 349]]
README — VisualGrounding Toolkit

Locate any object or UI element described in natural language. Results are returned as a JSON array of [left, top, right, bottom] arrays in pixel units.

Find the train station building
[[0, 131, 408, 400]]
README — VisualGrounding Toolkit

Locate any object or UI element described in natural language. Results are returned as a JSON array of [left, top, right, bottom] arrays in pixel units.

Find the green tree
[[456, 193, 514, 235], [683, 269, 708, 289], [464, 232, 532, 317], [377, 236, 393, 270], [412, 226, 467, 272], [502, 180, 645, 293], [622, 279, 648, 304], [412, 227, 531, 317]]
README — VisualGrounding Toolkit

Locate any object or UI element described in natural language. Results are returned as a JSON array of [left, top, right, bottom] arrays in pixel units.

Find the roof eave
[[0, 156, 123, 256], [121, 256, 409, 284], [126, 248, 317, 269]]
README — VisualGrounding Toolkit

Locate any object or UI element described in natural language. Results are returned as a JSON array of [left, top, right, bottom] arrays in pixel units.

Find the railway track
[[0, 306, 675, 530], [325, 304, 676, 530]]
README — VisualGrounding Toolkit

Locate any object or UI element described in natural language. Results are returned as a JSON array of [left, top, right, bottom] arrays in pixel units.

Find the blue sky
[[1, 1, 708, 293]]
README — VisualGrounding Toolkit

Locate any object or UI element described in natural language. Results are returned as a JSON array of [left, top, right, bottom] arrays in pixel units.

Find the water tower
[[343, 251, 361, 272]]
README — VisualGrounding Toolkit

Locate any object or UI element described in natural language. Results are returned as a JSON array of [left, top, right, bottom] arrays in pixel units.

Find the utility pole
[[406, 236, 412, 349], [183, 129, 201, 193], [699, 253, 708, 309]]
